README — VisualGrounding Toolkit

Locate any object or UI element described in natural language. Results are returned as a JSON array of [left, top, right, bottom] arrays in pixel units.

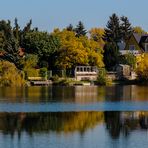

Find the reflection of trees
[[0, 112, 104, 137], [104, 111, 148, 139], [104, 111, 121, 139]]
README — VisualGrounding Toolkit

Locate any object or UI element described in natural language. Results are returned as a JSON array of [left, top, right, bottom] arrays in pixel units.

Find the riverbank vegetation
[[0, 14, 147, 86]]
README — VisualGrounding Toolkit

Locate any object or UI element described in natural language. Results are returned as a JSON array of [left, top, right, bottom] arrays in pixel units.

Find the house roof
[[133, 33, 141, 43], [140, 34, 148, 43]]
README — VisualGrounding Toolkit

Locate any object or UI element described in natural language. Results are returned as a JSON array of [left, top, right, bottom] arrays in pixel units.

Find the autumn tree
[[89, 27, 105, 49], [136, 54, 148, 82], [52, 30, 88, 70], [133, 26, 146, 35], [51, 29, 104, 70]]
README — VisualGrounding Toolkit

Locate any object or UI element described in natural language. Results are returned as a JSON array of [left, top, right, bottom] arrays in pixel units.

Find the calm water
[[0, 85, 148, 148], [0, 85, 147, 111], [0, 112, 148, 148]]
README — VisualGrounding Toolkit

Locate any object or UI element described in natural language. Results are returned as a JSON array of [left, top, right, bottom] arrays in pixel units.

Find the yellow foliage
[[136, 53, 148, 81], [52, 29, 104, 69], [0, 61, 25, 86], [89, 27, 105, 48]]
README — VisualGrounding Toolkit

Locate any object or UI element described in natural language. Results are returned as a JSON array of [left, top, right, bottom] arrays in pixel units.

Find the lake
[[0, 85, 148, 148]]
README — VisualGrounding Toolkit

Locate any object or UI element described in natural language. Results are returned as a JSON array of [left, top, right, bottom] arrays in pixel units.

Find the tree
[[104, 13, 121, 43], [119, 53, 136, 69], [120, 16, 133, 41], [78, 36, 104, 68], [66, 24, 74, 31], [0, 61, 25, 86], [133, 26, 146, 35], [13, 18, 20, 42], [136, 54, 148, 82], [103, 42, 119, 70], [20, 19, 33, 47], [51, 29, 104, 70], [21, 54, 39, 78], [52, 30, 88, 69], [89, 27, 105, 49], [75, 21, 87, 37], [23, 31, 60, 68], [0, 20, 23, 69]]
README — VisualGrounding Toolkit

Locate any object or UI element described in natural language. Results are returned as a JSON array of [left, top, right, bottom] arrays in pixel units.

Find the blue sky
[[0, 0, 147, 32]]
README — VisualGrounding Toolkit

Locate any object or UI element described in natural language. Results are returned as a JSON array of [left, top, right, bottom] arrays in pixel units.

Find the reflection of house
[[74, 86, 99, 103], [75, 66, 98, 81], [119, 33, 148, 55]]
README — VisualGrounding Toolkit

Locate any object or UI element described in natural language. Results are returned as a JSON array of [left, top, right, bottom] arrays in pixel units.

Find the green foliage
[[104, 13, 122, 43], [96, 69, 111, 85], [21, 54, 39, 78], [23, 31, 60, 68], [39, 67, 47, 78], [103, 42, 119, 70], [120, 16, 133, 41], [75, 21, 87, 37], [119, 53, 136, 69]]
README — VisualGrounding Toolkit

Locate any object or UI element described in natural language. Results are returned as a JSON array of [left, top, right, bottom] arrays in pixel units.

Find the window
[[129, 45, 135, 51]]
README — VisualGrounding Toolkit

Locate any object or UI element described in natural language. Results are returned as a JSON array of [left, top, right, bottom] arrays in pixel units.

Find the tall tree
[[20, 19, 32, 47], [75, 21, 87, 37], [0, 20, 22, 69], [120, 16, 133, 41], [103, 13, 121, 43], [13, 18, 20, 42], [103, 42, 119, 70]]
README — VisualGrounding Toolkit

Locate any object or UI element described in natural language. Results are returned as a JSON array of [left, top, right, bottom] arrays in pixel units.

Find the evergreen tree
[[20, 19, 32, 47], [75, 21, 87, 37], [0, 20, 22, 69], [13, 18, 20, 42], [120, 16, 133, 41], [66, 24, 74, 31], [103, 13, 121, 43], [103, 42, 119, 71]]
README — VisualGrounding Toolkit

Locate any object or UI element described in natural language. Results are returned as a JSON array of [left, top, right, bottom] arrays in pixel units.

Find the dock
[[30, 80, 52, 86]]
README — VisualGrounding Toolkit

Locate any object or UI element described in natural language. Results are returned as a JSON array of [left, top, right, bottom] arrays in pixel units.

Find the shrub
[[39, 67, 48, 78], [0, 61, 25, 86]]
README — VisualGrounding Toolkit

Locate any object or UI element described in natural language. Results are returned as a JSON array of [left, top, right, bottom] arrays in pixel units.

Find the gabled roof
[[133, 33, 141, 43], [140, 34, 148, 43]]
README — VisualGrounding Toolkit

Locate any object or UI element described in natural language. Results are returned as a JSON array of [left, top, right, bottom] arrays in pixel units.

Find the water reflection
[[0, 111, 148, 138], [0, 85, 148, 103]]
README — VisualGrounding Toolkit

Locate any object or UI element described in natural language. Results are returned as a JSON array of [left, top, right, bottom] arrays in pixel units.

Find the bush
[[39, 68, 47, 78], [0, 61, 25, 86], [97, 73, 107, 85], [96, 69, 112, 85]]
